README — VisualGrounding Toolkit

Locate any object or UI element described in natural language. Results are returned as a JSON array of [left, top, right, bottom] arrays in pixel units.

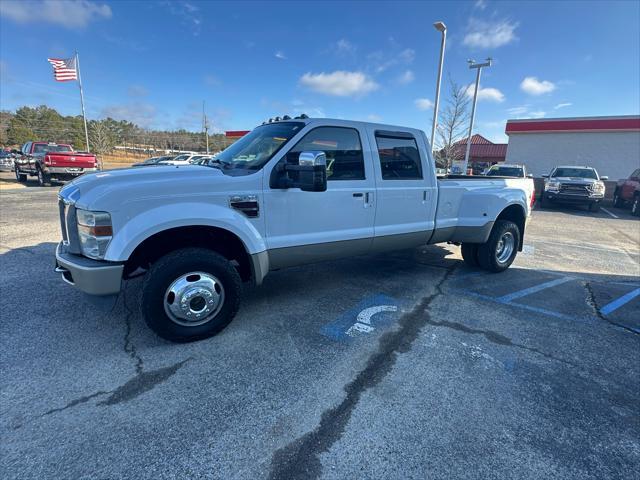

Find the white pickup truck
[[55, 118, 534, 342]]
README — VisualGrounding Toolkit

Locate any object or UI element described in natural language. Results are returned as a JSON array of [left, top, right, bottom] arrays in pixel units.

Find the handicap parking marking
[[321, 293, 402, 342], [601, 287, 640, 315]]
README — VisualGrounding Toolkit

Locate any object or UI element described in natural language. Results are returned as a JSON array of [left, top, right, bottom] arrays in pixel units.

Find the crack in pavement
[[267, 266, 457, 480], [122, 286, 144, 375], [423, 318, 577, 367], [42, 391, 110, 416], [584, 281, 639, 336]]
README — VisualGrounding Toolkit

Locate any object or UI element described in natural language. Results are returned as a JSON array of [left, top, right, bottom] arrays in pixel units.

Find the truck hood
[[61, 165, 235, 211], [550, 177, 600, 184]]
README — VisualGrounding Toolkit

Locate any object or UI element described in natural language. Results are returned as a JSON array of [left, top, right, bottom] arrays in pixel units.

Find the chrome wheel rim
[[38, 170, 43, 184], [163, 271, 225, 327], [633, 199, 638, 214], [496, 231, 515, 264]]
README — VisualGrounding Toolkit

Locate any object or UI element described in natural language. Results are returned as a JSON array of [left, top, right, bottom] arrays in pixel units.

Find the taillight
[[44, 157, 52, 166], [530, 190, 536, 208]]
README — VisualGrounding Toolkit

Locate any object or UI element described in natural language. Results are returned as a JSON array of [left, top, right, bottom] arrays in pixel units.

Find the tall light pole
[[461, 58, 491, 175], [430, 21, 447, 154]]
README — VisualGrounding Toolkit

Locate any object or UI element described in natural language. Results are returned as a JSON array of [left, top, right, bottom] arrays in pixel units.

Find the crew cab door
[[263, 124, 375, 269], [367, 129, 437, 250]]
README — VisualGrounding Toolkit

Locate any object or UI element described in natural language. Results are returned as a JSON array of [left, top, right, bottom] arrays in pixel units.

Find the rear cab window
[[374, 131, 423, 180]]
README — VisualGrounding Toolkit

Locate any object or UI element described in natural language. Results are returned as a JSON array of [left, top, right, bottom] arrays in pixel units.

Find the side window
[[286, 127, 365, 181], [375, 133, 423, 180], [22, 142, 31, 154]]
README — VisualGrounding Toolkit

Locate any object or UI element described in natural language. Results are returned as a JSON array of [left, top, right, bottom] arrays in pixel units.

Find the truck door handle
[[353, 193, 363, 198]]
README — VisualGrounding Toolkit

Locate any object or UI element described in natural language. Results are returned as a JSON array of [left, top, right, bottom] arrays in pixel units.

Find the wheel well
[[496, 204, 526, 251], [124, 226, 252, 282]]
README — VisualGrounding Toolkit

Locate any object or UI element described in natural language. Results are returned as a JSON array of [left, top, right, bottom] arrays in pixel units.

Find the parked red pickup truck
[[14, 141, 98, 186], [613, 169, 640, 216]]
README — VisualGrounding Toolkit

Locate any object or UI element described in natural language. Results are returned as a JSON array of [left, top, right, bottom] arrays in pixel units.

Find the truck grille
[[560, 183, 590, 195], [58, 198, 81, 253]]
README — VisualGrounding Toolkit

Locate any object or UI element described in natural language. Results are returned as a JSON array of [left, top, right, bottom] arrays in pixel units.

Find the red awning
[[506, 116, 640, 135]]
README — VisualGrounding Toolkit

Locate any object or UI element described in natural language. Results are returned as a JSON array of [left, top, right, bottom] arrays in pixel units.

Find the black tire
[[37, 167, 50, 186], [141, 248, 242, 342], [632, 196, 640, 217], [461, 243, 480, 268], [15, 167, 27, 182], [613, 190, 624, 208], [589, 202, 600, 212], [477, 220, 520, 273]]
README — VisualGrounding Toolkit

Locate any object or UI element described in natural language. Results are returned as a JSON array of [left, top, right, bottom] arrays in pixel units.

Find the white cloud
[[414, 98, 434, 110], [300, 71, 378, 97], [399, 48, 415, 63], [367, 47, 415, 73], [520, 76, 556, 95], [507, 105, 529, 115], [0, 0, 111, 28], [465, 84, 505, 102], [474, 0, 487, 9], [529, 111, 546, 118], [463, 19, 518, 48], [367, 114, 382, 122], [335, 39, 356, 54], [127, 85, 148, 97], [554, 102, 572, 109], [275, 51, 287, 60], [397, 70, 415, 85], [101, 103, 157, 128]]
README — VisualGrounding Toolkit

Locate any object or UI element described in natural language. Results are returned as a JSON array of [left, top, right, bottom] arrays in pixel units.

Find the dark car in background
[[541, 165, 608, 212], [613, 169, 640, 215], [132, 155, 176, 167]]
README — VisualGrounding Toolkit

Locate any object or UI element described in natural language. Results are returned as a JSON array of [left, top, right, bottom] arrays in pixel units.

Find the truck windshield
[[33, 144, 73, 154], [210, 122, 304, 172], [552, 168, 597, 179], [487, 166, 523, 177]]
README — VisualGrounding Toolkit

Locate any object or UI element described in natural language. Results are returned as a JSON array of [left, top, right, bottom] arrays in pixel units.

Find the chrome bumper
[[46, 167, 97, 175], [55, 242, 123, 296]]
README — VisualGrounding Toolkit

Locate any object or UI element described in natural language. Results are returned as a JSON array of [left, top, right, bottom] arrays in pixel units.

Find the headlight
[[76, 209, 113, 259], [590, 182, 605, 194], [545, 181, 560, 191]]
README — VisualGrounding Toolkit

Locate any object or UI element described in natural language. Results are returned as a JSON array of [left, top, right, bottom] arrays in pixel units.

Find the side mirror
[[542, 174, 549, 178], [600, 176, 608, 180], [273, 150, 327, 192]]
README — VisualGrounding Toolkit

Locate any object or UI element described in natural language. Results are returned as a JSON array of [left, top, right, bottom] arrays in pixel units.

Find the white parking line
[[601, 207, 619, 219]]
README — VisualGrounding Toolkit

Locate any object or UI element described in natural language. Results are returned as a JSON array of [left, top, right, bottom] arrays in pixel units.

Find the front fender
[[104, 202, 266, 262]]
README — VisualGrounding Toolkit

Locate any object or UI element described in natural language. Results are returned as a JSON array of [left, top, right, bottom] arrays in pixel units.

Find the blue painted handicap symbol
[[321, 294, 401, 342]]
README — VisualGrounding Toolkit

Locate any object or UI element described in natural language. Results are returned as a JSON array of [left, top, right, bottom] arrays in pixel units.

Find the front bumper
[[544, 192, 604, 204], [55, 242, 123, 296]]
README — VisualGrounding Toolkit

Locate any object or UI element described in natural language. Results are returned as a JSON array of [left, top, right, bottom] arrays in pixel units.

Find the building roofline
[[507, 114, 639, 123]]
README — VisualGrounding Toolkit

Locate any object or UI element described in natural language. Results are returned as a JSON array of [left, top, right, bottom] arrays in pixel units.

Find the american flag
[[47, 57, 78, 82]]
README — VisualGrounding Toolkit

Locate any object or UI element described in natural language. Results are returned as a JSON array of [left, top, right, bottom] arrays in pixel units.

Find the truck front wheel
[[141, 248, 242, 342], [15, 167, 27, 182], [477, 220, 520, 273]]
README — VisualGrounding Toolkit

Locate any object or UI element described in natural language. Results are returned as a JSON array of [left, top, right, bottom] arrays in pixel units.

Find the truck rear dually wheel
[[37, 167, 50, 187], [461, 243, 480, 268], [477, 220, 520, 273], [141, 248, 241, 342], [632, 196, 639, 217]]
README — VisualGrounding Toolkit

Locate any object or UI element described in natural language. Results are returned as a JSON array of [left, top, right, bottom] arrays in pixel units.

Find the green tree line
[[0, 105, 232, 154]]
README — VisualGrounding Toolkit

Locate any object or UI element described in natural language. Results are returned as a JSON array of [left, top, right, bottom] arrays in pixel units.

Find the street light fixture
[[461, 57, 492, 175], [430, 21, 447, 155]]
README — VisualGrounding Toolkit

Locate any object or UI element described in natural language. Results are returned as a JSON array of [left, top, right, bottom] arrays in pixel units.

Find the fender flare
[[104, 202, 266, 262]]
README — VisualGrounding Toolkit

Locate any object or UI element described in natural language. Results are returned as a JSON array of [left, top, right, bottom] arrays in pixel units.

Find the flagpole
[[75, 51, 90, 153]]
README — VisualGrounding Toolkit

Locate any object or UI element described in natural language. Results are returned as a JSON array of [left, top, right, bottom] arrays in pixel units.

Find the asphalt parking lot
[[1, 172, 639, 480]]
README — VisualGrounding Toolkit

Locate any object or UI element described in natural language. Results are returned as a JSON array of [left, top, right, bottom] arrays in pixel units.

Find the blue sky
[[1, 0, 639, 143]]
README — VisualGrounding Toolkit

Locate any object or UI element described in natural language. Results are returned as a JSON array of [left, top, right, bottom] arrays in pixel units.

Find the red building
[[450, 134, 507, 174]]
